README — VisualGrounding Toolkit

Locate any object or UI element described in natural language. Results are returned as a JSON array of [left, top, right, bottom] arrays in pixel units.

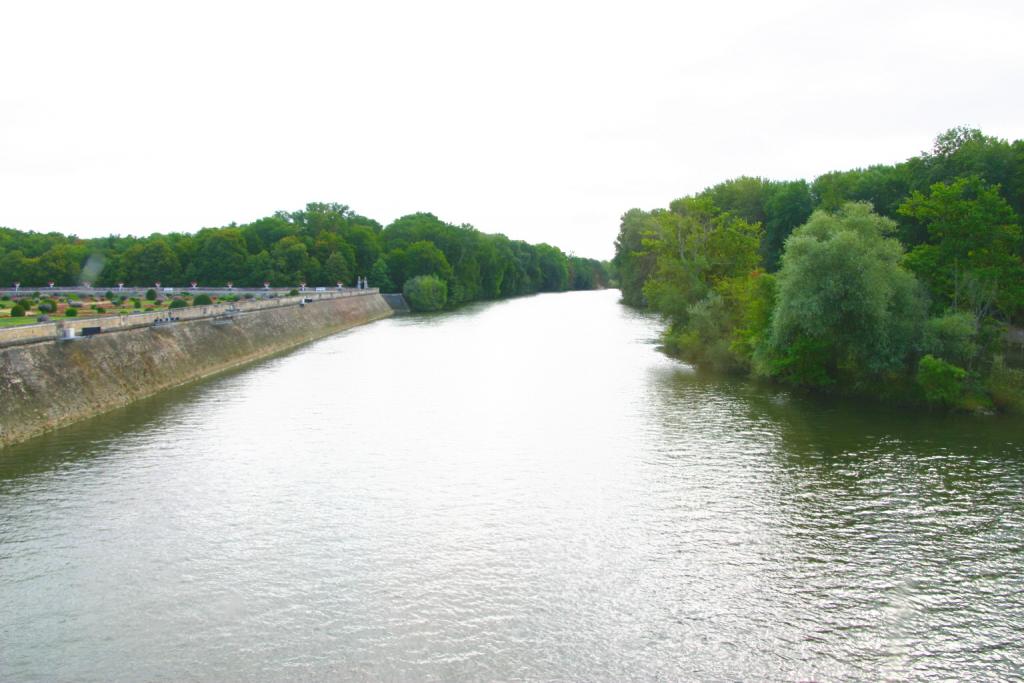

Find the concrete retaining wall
[[0, 290, 378, 349], [381, 293, 411, 313], [0, 292, 393, 448], [0, 323, 58, 347]]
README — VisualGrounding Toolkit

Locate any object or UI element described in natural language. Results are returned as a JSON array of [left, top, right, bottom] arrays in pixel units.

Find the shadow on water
[[0, 295, 548, 484], [0, 377, 254, 487], [645, 362, 1024, 531], [0, 294, 549, 485], [646, 360, 1024, 675], [0, 325, 372, 485], [651, 362, 1024, 461]]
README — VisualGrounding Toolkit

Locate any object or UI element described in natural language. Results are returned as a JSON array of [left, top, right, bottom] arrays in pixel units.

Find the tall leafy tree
[[191, 229, 249, 285], [762, 180, 813, 270], [125, 238, 182, 285], [323, 251, 353, 285], [899, 176, 1024, 321], [613, 209, 660, 307], [762, 203, 927, 388], [641, 196, 763, 369]]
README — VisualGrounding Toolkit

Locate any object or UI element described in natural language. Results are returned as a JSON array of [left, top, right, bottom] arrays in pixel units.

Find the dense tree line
[[0, 203, 610, 309], [614, 128, 1024, 412]]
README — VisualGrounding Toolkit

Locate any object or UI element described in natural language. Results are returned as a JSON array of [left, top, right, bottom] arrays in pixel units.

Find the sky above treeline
[[2, 0, 1022, 260]]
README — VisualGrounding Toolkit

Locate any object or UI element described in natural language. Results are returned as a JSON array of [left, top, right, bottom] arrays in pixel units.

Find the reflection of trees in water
[[747, 385, 1024, 493], [657, 362, 1024, 464], [645, 362, 1024, 679], [645, 362, 1024, 558]]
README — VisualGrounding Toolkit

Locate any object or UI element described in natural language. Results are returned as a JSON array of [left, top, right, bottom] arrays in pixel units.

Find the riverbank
[[0, 291, 393, 448], [653, 321, 1024, 416]]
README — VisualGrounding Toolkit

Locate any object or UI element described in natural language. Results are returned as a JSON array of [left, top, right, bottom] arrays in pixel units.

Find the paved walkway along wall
[[0, 291, 393, 448]]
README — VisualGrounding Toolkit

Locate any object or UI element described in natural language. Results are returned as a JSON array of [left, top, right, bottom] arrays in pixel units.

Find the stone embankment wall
[[380, 293, 411, 313], [0, 292, 393, 448], [0, 290, 368, 348]]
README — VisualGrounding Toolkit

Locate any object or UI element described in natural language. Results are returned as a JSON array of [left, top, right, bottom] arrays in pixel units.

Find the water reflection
[[646, 360, 1024, 679]]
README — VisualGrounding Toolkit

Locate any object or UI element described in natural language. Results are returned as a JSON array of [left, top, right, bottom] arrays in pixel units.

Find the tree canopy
[[614, 127, 1024, 411], [0, 204, 611, 310], [764, 203, 926, 388]]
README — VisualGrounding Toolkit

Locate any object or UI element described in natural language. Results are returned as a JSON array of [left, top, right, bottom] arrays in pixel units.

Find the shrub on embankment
[[403, 275, 448, 312]]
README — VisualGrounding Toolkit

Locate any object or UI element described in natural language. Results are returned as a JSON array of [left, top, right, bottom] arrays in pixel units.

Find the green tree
[[636, 196, 765, 370], [244, 250, 276, 287], [643, 196, 761, 327], [613, 209, 659, 306], [568, 256, 608, 290], [369, 256, 395, 292], [899, 176, 1024, 320], [921, 311, 979, 369], [761, 203, 927, 389], [191, 229, 249, 285], [38, 244, 85, 285], [762, 180, 813, 270], [124, 238, 182, 285], [272, 237, 312, 284], [394, 240, 452, 289], [700, 176, 768, 225], [0, 249, 32, 286], [323, 251, 353, 285], [342, 224, 382, 275], [403, 274, 448, 311], [918, 127, 1024, 214], [917, 354, 967, 407], [535, 243, 569, 292], [717, 270, 776, 369]]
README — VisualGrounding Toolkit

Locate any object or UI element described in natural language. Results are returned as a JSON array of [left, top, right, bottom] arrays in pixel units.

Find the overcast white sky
[[2, 0, 1022, 260]]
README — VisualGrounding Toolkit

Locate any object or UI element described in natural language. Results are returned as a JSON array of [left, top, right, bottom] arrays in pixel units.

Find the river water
[[1, 290, 1022, 681]]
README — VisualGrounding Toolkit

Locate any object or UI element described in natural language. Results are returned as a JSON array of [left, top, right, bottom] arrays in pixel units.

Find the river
[[1, 290, 1022, 681]]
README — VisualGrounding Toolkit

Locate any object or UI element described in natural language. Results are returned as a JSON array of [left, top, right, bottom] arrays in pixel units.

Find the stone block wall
[[0, 292, 392, 448]]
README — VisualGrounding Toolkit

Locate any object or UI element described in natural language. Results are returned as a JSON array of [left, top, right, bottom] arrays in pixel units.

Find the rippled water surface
[[2, 290, 1023, 681]]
